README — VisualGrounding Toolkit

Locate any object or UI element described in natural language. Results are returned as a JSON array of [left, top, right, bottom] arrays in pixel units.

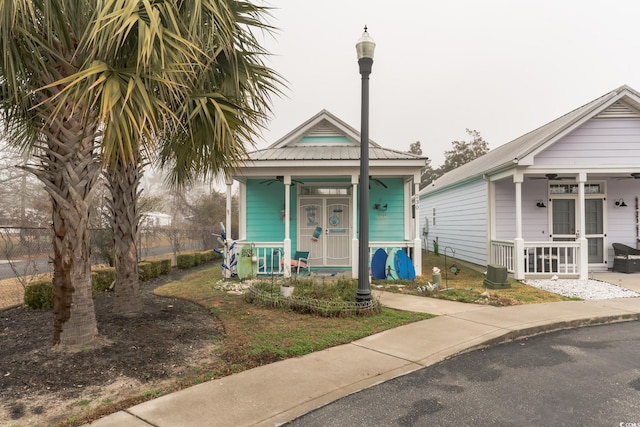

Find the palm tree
[[0, 2, 103, 347], [0, 0, 282, 345], [97, 1, 283, 315]]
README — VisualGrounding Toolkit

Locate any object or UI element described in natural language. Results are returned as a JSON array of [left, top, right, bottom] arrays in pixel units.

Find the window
[[549, 183, 603, 194], [300, 186, 351, 196]]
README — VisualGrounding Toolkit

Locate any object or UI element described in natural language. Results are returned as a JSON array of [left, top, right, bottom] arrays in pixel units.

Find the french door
[[298, 197, 351, 266]]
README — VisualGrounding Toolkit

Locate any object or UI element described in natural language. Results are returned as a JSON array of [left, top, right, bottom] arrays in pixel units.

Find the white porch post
[[225, 178, 233, 279], [283, 176, 292, 278], [578, 173, 588, 279], [413, 179, 422, 276], [225, 179, 233, 238], [514, 174, 525, 280], [238, 181, 247, 241], [351, 175, 359, 279]]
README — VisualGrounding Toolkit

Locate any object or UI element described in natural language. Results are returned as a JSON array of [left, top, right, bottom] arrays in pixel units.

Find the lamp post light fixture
[[356, 26, 375, 303]]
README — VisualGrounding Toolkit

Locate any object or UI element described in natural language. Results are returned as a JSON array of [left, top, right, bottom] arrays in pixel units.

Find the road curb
[[456, 314, 640, 356]]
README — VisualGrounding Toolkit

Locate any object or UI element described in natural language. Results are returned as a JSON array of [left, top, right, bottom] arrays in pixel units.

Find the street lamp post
[[356, 27, 375, 303]]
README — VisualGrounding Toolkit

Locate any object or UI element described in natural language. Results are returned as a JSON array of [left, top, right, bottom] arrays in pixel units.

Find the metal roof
[[241, 109, 426, 167], [248, 145, 422, 162]]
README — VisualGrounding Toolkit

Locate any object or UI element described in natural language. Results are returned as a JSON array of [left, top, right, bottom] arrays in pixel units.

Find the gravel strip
[[523, 278, 640, 300]]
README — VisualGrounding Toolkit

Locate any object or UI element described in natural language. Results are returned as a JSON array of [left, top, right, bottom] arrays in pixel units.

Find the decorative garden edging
[[245, 284, 380, 317]]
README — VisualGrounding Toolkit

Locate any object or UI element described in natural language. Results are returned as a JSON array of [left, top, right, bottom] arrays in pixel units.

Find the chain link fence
[[0, 226, 217, 310]]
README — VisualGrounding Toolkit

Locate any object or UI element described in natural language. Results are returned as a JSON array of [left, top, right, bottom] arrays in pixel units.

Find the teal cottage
[[223, 110, 427, 279]]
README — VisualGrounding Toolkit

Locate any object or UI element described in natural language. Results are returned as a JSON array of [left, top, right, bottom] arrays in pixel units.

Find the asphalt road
[[0, 258, 51, 281], [288, 321, 640, 427]]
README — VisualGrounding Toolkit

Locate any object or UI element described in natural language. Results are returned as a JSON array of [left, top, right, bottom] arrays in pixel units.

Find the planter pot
[[280, 285, 294, 298]]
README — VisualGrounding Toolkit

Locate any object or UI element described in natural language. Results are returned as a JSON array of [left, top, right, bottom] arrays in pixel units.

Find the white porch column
[[413, 179, 422, 276], [578, 173, 588, 279], [225, 178, 234, 279], [351, 175, 359, 279], [238, 181, 247, 241], [514, 173, 525, 280], [283, 176, 292, 278], [225, 179, 233, 238]]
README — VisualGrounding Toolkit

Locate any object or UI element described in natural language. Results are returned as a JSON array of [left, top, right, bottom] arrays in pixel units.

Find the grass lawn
[[154, 251, 572, 388], [154, 265, 433, 385]]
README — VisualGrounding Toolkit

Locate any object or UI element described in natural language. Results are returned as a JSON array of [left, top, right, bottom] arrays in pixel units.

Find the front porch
[[228, 110, 427, 280], [240, 240, 420, 278], [491, 240, 582, 278]]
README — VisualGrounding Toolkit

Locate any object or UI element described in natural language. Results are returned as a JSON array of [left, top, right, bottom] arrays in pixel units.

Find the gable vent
[[595, 101, 640, 119], [307, 120, 342, 136]]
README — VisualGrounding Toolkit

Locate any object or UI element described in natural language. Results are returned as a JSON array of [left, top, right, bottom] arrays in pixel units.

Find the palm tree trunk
[[108, 156, 142, 315], [32, 114, 102, 347]]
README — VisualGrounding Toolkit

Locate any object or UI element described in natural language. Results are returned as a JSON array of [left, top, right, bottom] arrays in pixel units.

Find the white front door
[[298, 197, 351, 267]]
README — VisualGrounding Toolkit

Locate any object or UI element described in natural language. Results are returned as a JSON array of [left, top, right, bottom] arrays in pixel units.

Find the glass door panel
[[298, 198, 323, 265], [585, 198, 604, 264], [551, 199, 576, 239], [325, 198, 350, 266]]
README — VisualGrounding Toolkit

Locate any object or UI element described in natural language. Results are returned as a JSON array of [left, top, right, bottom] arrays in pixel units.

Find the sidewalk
[[86, 292, 640, 427]]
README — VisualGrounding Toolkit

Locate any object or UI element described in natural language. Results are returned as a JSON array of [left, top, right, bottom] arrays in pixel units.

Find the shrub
[[92, 267, 115, 294], [202, 249, 222, 262], [158, 259, 172, 275], [138, 261, 159, 282], [176, 253, 196, 269], [193, 252, 204, 266], [24, 280, 54, 310], [247, 280, 381, 317]]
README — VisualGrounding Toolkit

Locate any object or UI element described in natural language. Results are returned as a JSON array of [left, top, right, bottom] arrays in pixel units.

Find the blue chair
[[291, 251, 310, 276]]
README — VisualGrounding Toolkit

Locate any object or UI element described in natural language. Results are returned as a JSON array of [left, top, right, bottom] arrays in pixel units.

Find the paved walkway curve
[[85, 291, 640, 427]]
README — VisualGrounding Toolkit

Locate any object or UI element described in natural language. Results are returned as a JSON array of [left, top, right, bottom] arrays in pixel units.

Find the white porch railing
[[237, 240, 418, 277], [236, 240, 422, 276], [490, 240, 515, 272], [236, 241, 284, 276], [490, 240, 580, 276]]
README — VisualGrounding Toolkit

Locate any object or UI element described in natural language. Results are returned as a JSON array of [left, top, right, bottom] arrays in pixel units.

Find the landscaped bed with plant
[[0, 250, 570, 426], [374, 251, 580, 305]]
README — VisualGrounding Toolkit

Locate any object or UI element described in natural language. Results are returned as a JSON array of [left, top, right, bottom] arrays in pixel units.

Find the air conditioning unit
[[483, 264, 510, 289]]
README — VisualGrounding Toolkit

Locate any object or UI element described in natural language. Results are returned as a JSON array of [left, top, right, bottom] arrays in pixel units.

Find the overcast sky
[[256, 0, 640, 166]]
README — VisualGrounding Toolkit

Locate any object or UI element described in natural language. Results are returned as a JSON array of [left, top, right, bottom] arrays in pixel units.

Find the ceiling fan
[[529, 173, 574, 181], [259, 176, 305, 186], [612, 173, 640, 180], [369, 176, 387, 188]]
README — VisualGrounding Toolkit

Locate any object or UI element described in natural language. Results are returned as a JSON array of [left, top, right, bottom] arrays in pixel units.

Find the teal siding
[[298, 136, 351, 144], [246, 177, 406, 248], [368, 178, 405, 241], [246, 180, 297, 243]]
